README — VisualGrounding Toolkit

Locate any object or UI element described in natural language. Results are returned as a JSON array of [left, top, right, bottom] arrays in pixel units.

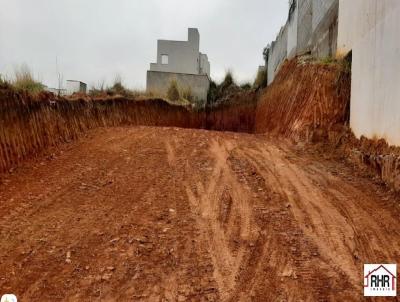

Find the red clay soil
[[0, 88, 256, 174], [255, 59, 350, 141], [1, 126, 399, 301]]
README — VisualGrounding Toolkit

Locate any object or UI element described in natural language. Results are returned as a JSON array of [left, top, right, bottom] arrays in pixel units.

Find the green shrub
[[167, 79, 180, 101], [181, 86, 193, 102], [219, 71, 235, 92], [207, 80, 218, 104], [240, 82, 252, 90], [107, 75, 128, 96], [320, 56, 336, 65], [253, 68, 268, 89]]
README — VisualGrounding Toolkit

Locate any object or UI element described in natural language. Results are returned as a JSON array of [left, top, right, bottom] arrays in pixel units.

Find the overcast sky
[[0, 0, 288, 89]]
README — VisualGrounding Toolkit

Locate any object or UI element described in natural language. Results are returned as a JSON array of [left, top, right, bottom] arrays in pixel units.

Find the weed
[[167, 79, 181, 101], [181, 86, 193, 102], [219, 70, 235, 92], [13, 64, 44, 94], [320, 56, 336, 65], [253, 68, 268, 89], [0, 74, 11, 89], [240, 83, 252, 90]]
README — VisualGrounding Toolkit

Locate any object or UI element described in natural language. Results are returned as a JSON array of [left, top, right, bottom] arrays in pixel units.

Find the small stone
[[110, 237, 120, 244], [102, 273, 112, 281], [178, 295, 186, 302], [66, 251, 72, 263]]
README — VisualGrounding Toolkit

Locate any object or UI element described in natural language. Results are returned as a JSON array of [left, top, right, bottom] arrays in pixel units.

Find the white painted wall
[[338, 0, 400, 145], [66, 80, 87, 95], [150, 28, 210, 77]]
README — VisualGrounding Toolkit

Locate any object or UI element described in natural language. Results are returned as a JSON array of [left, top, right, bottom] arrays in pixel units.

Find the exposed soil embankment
[[328, 129, 400, 192], [0, 89, 256, 173], [255, 59, 350, 141], [255, 58, 400, 192], [352, 137, 400, 191], [2, 57, 399, 192]]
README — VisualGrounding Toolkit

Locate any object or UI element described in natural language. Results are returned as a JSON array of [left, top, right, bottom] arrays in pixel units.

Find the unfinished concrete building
[[66, 80, 87, 95], [147, 28, 210, 104]]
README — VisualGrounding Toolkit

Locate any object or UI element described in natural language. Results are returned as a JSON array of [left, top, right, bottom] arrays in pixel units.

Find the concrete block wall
[[147, 71, 210, 103], [296, 0, 313, 54], [287, 1, 298, 59], [312, 0, 336, 31], [311, 0, 338, 58], [267, 24, 288, 85], [337, 0, 400, 146], [265, 0, 341, 82]]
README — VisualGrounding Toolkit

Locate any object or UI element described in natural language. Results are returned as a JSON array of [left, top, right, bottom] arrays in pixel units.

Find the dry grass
[[12, 64, 44, 94], [167, 79, 181, 101], [0, 74, 11, 89], [181, 86, 193, 102]]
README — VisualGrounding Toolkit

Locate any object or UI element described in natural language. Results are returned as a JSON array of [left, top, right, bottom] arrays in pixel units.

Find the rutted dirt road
[[0, 126, 399, 301]]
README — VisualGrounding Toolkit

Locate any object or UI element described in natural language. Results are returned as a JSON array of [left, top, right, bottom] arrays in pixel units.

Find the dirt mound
[[255, 58, 350, 141]]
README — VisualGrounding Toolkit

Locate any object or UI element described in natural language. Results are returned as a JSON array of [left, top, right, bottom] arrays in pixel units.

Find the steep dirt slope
[[1, 127, 399, 301], [255, 59, 350, 141]]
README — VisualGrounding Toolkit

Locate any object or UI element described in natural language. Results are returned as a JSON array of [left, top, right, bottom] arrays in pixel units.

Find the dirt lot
[[0, 126, 399, 301]]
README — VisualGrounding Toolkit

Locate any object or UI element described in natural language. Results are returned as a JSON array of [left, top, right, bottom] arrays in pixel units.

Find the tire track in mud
[[241, 145, 360, 300], [239, 140, 400, 301], [2, 127, 400, 301], [185, 139, 256, 301], [226, 148, 339, 301]]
